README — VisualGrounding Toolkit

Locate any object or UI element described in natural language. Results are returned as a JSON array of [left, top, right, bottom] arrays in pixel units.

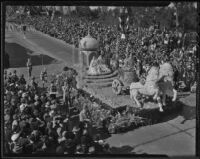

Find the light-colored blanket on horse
[[130, 63, 175, 96], [130, 66, 159, 96]]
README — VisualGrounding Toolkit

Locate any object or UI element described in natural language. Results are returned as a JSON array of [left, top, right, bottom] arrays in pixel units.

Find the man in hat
[[17, 131, 30, 153], [30, 76, 38, 93], [10, 132, 23, 154], [11, 70, 19, 84], [79, 104, 91, 123], [93, 134, 104, 154], [49, 81, 58, 99], [62, 81, 69, 105], [79, 104, 93, 137], [18, 74, 26, 86], [62, 137, 76, 154], [19, 98, 28, 113], [80, 129, 94, 154], [40, 67, 48, 88], [26, 58, 32, 78], [72, 125, 82, 146], [41, 93, 48, 105]]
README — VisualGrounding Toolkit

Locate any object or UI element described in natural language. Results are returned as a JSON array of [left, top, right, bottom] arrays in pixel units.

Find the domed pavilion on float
[[79, 33, 99, 70]]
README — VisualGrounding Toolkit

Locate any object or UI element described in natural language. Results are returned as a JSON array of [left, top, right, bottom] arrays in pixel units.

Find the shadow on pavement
[[109, 145, 135, 154], [137, 99, 196, 125], [110, 93, 196, 134], [5, 42, 59, 68], [108, 145, 163, 156]]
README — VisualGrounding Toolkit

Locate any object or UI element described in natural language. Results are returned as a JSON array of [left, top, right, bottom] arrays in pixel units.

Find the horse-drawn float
[[112, 68, 139, 95]]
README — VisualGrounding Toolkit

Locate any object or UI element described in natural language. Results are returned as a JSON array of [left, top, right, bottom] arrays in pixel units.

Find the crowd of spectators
[[4, 68, 111, 155], [16, 14, 196, 90]]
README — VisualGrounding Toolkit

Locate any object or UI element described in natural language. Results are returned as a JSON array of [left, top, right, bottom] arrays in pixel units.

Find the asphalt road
[[5, 30, 79, 67]]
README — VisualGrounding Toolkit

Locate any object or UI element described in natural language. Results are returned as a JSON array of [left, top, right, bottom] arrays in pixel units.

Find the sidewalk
[[106, 118, 195, 156], [105, 93, 196, 156]]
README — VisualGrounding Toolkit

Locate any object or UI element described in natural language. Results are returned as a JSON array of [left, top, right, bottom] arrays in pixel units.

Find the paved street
[[106, 93, 196, 156], [5, 30, 79, 66], [106, 116, 195, 156]]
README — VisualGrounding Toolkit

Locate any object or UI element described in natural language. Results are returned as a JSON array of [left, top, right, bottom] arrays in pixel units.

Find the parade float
[[77, 32, 119, 89]]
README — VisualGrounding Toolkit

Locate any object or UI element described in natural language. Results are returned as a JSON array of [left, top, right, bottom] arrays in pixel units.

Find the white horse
[[158, 62, 177, 105], [130, 66, 163, 111], [130, 62, 177, 112]]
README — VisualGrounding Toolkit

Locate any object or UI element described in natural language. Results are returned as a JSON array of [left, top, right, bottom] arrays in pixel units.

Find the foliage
[[76, 6, 91, 17], [6, 3, 197, 32], [108, 111, 148, 134], [128, 4, 197, 32]]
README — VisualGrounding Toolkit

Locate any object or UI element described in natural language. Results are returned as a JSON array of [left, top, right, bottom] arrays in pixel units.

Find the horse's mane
[[146, 66, 159, 83]]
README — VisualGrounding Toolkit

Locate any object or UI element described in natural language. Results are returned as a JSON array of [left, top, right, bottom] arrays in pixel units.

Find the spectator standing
[[79, 105, 92, 136], [26, 58, 32, 78], [40, 68, 48, 88], [62, 81, 69, 104], [30, 76, 38, 93], [11, 70, 19, 84], [49, 81, 58, 100]]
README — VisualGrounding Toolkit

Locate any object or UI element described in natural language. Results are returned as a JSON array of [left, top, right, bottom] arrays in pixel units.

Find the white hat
[[20, 104, 26, 112], [98, 140, 104, 145], [57, 127, 62, 136], [11, 133, 20, 142], [18, 90, 23, 94], [9, 83, 14, 86], [49, 110, 55, 117], [12, 120, 18, 127], [22, 92, 28, 98]]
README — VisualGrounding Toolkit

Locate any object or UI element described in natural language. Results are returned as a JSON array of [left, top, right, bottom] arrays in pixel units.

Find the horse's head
[[159, 62, 174, 78]]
